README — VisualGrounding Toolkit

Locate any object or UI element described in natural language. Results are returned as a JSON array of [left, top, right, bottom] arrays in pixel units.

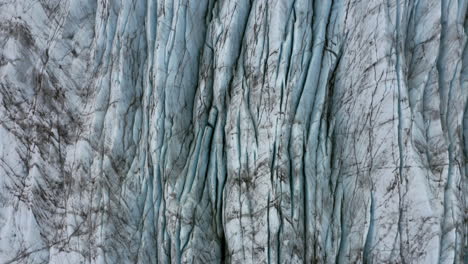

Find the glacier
[[0, 0, 466, 263]]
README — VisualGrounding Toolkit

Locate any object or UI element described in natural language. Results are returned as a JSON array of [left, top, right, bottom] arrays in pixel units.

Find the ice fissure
[[0, 0, 467, 263]]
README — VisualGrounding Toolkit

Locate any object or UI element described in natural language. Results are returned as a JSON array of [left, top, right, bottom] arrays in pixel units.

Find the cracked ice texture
[[0, 0, 467, 263]]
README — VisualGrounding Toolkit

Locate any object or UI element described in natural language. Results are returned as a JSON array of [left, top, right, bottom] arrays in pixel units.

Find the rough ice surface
[[0, 0, 466, 263]]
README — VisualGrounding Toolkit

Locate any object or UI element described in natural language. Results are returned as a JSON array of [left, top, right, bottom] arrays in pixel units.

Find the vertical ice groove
[[0, 0, 466, 263], [394, 1, 408, 262]]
